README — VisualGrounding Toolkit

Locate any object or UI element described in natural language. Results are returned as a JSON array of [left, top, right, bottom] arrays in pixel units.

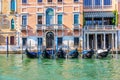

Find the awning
[[84, 12, 114, 18]]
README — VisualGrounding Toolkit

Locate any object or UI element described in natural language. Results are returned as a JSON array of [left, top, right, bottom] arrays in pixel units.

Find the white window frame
[[37, 14, 43, 25], [22, 0, 28, 4], [73, 0, 79, 3], [57, 0, 63, 3], [37, 0, 42, 3], [45, 8, 55, 26], [10, 18, 15, 30], [73, 13, 80, 25], [21, 14, 28, 26], [10, 0, 17, 12], [57, 13, 63, 25]]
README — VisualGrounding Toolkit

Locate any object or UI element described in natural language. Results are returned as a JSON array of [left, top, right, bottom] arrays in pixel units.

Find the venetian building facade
[[83, 0, 118, 51], [0, 0, 19, 52], [18, 0, 83, 51], [117, 0, 120, 49]]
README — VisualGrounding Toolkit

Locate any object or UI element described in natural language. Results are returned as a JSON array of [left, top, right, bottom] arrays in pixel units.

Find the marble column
[[95, 33, 97, 50], [104, 33, 106, 49], [84, 33, 86, 49], [87, 33, 89, 49], [115, 32, 118, 58], [112, 33, 114, 49]]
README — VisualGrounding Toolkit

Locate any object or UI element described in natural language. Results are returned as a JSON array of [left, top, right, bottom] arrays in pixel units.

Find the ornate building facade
[[0, 0, 20, 53], [17, 0, 83, 51], [117, 0, 120, 49], [83, 0, 118, 51], [0, 0, 119, 52]]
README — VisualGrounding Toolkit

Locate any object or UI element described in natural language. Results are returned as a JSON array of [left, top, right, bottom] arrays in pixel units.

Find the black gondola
[[25, 48, 38, 58], [68, 48, 79, 58], [82, 49, 94, 58], [96, 48, 111, 58], [56, 48, 66, 59], [42, 49, 55, 59]]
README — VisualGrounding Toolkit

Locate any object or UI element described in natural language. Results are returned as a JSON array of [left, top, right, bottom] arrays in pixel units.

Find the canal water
[[0, 54, 120, 80]]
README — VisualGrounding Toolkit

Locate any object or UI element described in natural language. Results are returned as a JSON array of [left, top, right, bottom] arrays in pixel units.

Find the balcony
[[10, 10, 17, 14], [36, 24, 43, 30], [11, 28, 16, 31], [84, 5, 113, 11], [57, 24, 63, 30], [21, 25, 27, 30], [73, 24, 80, 30], [84, 25, 117, 31], [36, 24, 63, 30]]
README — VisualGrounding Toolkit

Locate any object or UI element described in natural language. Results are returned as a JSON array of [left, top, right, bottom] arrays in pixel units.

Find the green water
[[0, 54, 120, 80]]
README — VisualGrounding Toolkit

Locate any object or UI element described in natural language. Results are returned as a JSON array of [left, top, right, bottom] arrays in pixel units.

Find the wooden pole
[[66, 39, 69, 59], [6, 36, 9, 58], [22, 43, 23, 60], [30, 40, 31, 52], [38, 39, 41, 59], [52, 40, 54, 59]]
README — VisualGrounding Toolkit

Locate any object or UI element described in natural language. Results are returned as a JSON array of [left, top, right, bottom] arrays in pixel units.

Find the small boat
[[56, 48, 66, 59], [68, 48, 79, 58], [42, 49, 55, 59], [82, 49, 94, 58], [25, 48, 38, 58], [96, 48, 111, 58]]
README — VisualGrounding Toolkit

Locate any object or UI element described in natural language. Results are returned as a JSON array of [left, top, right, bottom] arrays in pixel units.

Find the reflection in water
[[0, 54, 120, 80]]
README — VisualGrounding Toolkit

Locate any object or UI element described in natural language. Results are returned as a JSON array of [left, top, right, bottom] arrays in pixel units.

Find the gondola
[[56, 48, 66, 59], [82, 49, 94, 58], [25, 48, 38, 58], [96, 48, 111, 58], [67, 48, 79, 58], [42, 49, 55, 59]]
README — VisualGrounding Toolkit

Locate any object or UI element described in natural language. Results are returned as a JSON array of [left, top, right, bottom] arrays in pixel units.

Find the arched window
[[11, 19, 15, 30], [46, 8, 54, 26], [11, 0, 16, 11]]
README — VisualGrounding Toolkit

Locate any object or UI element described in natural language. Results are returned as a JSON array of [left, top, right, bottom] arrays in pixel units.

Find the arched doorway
[[46, 32, 54, 48]]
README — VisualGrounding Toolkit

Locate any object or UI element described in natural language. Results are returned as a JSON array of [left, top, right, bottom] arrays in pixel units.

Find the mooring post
[[30, 40, 31, 52], [66, 39, 69, 59], [52, 40, 54, 59], [22, 43, 23, 60], [38, 45, 40, 59], [6, 36, 9, 58], [37, 45, 38, 58]]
